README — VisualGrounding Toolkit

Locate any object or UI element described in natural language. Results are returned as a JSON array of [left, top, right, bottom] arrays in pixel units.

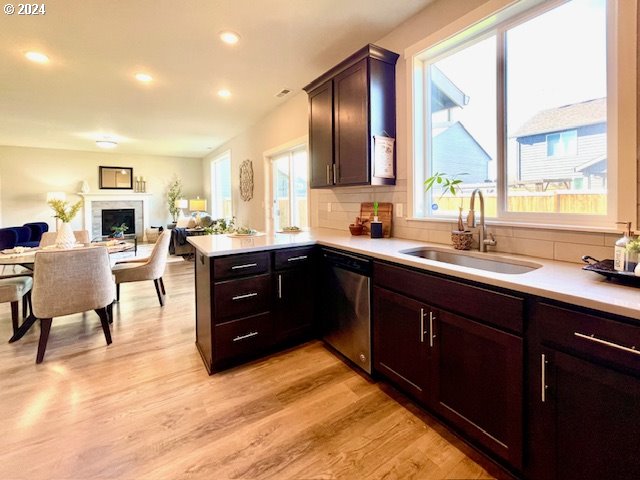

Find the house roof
[[514, 97, 606, 138], [430, 66, 469, 112], [433, 121, 492, 161]]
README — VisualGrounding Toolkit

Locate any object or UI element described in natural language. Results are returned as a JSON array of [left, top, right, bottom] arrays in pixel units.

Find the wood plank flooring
[[0, 260, 508, 479]]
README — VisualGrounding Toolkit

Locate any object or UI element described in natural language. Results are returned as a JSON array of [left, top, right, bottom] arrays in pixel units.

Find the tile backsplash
[[313, 179, 621, 264]]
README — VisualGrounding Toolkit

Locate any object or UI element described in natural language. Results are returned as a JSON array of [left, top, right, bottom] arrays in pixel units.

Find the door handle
[[541, 353, 548, 403], [277, 274, 282, 299], [233, 331, 258, 342], [574, 332, 640, 356], [231, 263, 258, 270], [429, 311, 436, 347], [419, 308, 428, 343], [287, 255, 308, 262], [333, 164, 337, 184], [232, 292, 258, 301], [326, 164, 331, 184]]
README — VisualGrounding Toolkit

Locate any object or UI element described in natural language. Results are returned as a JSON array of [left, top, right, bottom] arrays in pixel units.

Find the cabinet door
[[373, 286, 429, 403], [274, 267, 314, 344], [431, 310, 523, 468], [308, 80, 334, 188], [333, 59, 369, 185], [534, 348, 640, 480]]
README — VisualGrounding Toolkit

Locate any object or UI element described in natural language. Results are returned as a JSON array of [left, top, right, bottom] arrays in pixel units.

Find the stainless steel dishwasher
[[321, 248, 372, 374]]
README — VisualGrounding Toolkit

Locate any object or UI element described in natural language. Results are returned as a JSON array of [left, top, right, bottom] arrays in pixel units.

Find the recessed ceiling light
[[217, 89, 231, 98], [135, 72, 153, 83], [96, 140, 118, 149], [219, 31, 240, 45], [25, 51, 49, 64]]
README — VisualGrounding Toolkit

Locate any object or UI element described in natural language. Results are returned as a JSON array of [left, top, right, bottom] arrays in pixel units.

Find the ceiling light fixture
[[25, 51, 49, 64], [219, 31, 240, 45], [217, 89, 231, 98], [135, 73, 153, 83], [96, 140, 118, 149]]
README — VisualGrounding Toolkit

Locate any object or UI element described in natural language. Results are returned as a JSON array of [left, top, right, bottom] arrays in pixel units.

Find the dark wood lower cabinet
[[431, 309, 523, 469], [274, 266, 314, 344], [528, 301, 640, 480], [373, 286, 430, 403], [530, 349, 640, 480]]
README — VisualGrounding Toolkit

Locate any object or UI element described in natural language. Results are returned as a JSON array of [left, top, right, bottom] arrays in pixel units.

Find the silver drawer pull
[[232, 292, 258, 301], [287, 255, 308, 262], [231, 263, 258, 270], [233, 331, 258, 342], [541, 353, 548, 403], [574, 332, 640, 356]]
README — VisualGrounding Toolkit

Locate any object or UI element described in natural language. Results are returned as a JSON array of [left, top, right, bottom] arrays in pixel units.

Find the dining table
[[1, 240, 136, 342]]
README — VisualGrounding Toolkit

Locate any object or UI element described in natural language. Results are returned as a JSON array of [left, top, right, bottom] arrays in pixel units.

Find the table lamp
[[189, 197, 207, 213], [175, 198, 188, 218]]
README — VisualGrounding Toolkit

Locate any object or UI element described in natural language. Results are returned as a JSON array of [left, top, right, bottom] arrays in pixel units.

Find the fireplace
[[101, 208, 136, 236]]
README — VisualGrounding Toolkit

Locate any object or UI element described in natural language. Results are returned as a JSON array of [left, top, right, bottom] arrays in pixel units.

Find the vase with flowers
[[48, 199, 82, 248]]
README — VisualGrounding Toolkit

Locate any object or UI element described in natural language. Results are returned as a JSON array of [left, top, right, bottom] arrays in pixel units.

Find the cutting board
[[360, 202, 392, 238]]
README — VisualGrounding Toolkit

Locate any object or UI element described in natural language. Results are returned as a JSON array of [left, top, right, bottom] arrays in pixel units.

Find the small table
[[92, 234, 137, 255]]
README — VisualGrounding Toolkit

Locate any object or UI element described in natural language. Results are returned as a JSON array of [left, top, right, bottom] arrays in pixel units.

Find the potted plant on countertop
[[47, 199, 82, 249], [349, 216, 369, 236], [424, 171, 473, 250]]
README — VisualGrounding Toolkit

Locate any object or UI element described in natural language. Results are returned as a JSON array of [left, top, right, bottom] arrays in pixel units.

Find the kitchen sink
[[400, 247, 541, 274]]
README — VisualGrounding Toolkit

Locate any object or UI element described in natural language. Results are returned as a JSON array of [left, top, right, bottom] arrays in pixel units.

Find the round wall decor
[[239, 159, 254, 201]]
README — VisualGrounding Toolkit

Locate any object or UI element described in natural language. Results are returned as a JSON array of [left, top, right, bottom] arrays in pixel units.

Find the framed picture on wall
[[99, 166, 133, 190]]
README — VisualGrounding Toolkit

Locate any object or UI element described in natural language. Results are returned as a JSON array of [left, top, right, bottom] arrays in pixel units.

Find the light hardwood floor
[[0, 260, 508, 480]]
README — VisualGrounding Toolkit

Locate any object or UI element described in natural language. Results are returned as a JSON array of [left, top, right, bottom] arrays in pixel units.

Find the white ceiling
[[0, 0, 433, 158]]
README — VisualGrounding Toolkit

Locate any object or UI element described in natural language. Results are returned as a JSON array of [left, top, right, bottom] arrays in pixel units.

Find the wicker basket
[[451, 230, 473, 250]]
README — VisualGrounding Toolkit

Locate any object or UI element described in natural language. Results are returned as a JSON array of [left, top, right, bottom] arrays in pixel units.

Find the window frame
[[210, 150, 233, 219], [406, 0, 637, 230]]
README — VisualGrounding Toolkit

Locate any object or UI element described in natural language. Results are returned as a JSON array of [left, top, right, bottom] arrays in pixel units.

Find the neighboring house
[[513, 98, 606, 190], [433, 121, 491, 183], [430, 66, 491, 183]]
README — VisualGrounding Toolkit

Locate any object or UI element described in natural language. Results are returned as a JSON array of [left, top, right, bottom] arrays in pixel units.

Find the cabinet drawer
[[374, 262, 524, 334], [535, 302, 640, 375], [214, 274, 271, 323], [213, 252, 270, 280], [274, 246, 315, 270], [214, 313, 272, 362]]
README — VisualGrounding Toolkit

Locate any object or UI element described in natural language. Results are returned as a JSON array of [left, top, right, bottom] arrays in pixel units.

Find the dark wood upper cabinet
[[304, 44, 399, 188]]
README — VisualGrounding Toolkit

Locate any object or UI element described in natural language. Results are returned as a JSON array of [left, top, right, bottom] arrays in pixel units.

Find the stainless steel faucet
[[466, 189, 497, 252]]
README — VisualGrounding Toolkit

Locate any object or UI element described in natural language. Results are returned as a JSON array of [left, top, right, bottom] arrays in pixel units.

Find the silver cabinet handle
[[541, 353, 548, 403], [232, 292, 258, 301], [420, 308, 427, 343], [287, 255, 308, 262], [326, 164, 331, 184], [278, 274, 282, 299], [429, 311, 435, 348], [333, 164, 337, 184], [231, 263, 258, 270], [233, 331, 258, 342], [574, 332, 640, 356]]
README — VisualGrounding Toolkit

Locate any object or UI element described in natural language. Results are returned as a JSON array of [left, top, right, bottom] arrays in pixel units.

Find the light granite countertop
[[187, 228, 640, 320]]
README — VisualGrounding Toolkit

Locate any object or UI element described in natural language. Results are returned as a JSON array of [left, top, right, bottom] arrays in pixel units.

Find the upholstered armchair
[[23, 222, 49, 244], [32, 246, 115, 363], [112, 230, 171, 306], [9, 226, 39, 248], [0, 229, 18, 250]]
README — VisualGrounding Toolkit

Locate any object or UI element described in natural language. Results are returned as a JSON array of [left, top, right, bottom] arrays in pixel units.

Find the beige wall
[[203, 93, 308, 230], [0, 145, 203, 232], [200, 0, 636, 264]]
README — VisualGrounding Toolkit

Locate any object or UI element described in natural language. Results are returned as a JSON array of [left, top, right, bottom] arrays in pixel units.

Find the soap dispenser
[[614, 222, 634, 272]]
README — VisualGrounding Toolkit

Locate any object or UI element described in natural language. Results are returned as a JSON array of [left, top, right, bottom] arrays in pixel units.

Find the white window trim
[[405, 0, 637, 231], [263, 136, 309, 233], [210, 150, 232, 219]]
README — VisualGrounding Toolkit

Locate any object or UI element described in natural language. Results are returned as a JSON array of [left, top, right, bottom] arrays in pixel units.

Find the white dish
[[227, 232, 263, 238], [1, 247, 31, 254]]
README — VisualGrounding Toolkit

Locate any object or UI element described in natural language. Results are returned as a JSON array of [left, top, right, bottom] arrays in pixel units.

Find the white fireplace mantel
[[79, 192, 153, 241]]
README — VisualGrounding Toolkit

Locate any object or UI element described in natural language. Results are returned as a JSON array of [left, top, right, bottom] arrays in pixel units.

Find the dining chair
[[112, 230, 171, 306], [39, 230, 90, 247], [32, 246, 115, 364], [0, 275, 32, 338]]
